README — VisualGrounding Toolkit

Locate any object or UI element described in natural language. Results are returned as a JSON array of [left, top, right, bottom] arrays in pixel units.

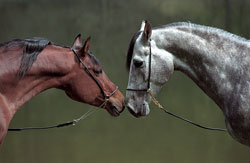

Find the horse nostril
[[113, 103, 124, 113]]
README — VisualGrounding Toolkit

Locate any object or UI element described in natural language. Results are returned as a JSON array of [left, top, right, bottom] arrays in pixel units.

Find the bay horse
[[125, 20, 250, 147], [0, 34, 124, 146]]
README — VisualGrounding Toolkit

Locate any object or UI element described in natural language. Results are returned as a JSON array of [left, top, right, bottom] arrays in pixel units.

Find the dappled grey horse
[[125, 21, 250, 147]]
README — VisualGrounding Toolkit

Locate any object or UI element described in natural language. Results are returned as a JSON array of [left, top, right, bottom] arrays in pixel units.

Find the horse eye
[[133, 60, 143, 68], [94, 69, 102, 75]]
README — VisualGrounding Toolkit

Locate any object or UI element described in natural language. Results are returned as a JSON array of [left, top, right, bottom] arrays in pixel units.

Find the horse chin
[[126, 102, 150, 118], [106, 107, 121, 117]]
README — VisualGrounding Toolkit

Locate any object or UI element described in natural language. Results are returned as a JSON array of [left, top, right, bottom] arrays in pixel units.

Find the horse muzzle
[[105, 91, 125, 117], [125, 99, 150, 118]]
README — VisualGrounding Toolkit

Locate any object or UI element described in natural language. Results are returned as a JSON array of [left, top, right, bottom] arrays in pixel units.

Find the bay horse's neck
[[153, 24, 250, 115], [0, 45, 74, 118]]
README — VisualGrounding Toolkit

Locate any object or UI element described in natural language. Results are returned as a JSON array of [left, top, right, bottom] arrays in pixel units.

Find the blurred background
[[0, 0, 249, 162]]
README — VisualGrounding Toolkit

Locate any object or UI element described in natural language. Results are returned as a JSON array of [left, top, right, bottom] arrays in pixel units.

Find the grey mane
[[154, 22, 249, 42]]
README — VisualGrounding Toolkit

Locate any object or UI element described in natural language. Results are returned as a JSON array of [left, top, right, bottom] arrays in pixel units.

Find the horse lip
[[108, 103, 124, 117], [128, 107, 140, 118], [127, 105, 144, 118], [126, 103, 148, 118], [112, 108, 120, 117]]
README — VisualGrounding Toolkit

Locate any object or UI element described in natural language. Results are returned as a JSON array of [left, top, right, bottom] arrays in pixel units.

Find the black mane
[[1, 37, 103, 78], [0, 37, 52, 78], [88, 52, 102, 68]]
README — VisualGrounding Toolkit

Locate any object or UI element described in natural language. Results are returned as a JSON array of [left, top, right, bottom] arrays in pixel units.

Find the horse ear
[[83, 36, 91, 55], [72, 34, 83, 50], [142, 20, 152, 41], [139, 20, 146, 31]]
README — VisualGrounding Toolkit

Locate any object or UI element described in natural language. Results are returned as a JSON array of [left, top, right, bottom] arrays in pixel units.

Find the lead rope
[[147, 89, 227, 132], [7, 99, 111, 132], [8, 109, 95, 131]]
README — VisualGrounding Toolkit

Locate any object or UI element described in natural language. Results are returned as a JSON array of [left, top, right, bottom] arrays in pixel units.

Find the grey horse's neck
[[151, 22, 250, 146], [153, 23, 250, 117]]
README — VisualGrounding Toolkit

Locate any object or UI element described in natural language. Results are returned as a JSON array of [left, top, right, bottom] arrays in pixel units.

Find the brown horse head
[[0, 35, 125, 146], [63, 35, 124, 116]]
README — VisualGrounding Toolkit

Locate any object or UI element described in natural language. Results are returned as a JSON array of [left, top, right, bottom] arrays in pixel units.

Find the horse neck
[[153, 24, 250, 113], [0, 45, 75, 116]]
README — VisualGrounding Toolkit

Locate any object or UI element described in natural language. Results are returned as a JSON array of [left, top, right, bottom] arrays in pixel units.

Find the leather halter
[[72, 49, 118, 100]]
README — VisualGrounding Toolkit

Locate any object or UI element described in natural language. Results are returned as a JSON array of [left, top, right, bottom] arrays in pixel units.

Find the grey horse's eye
[[133, 59, 143, 68]]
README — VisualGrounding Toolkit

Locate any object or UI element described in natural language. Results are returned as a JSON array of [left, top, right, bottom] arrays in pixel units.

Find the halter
[[126, 39, 227, 132], [72, 49, 118, 100], [8, 49, 118, 131]]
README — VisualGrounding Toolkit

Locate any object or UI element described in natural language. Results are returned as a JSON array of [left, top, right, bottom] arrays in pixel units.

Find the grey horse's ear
[[143, 20, 152, 41], [139, 20, 146, 31]]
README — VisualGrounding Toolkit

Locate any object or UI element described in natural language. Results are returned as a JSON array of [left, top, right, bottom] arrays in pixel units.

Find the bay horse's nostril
[[112, 102, 125, 114]]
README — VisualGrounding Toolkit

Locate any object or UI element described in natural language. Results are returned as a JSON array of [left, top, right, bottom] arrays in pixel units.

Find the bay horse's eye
[[133, 59, 143, 68], [94, 69, 102, 75]]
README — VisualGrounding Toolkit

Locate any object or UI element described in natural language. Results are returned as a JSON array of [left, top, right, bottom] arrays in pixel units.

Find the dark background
[[0, 0, 249, 162]]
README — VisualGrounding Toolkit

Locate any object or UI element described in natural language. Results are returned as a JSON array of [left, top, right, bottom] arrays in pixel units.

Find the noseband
[[126, 38, 226, 132], [72, 49, 118, 101]]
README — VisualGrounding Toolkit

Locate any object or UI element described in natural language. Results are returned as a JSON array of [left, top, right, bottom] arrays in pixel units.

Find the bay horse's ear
[[83, 36, 91, 56], [72, 34, 83, 50], [142, 20, 152, 41]]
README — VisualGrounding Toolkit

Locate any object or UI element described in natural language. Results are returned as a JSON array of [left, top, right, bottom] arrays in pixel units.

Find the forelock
[[126, 31, 142, 71]]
